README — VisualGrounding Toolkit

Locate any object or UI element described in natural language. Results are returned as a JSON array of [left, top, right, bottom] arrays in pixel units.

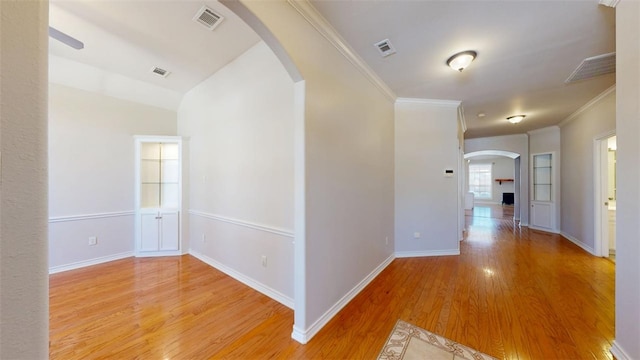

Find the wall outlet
[[201, 234, 206, 243], [385, 236, 389, 245], [261, 255, 267, 267], [413, 232, 421, 239], [88, 236, 97, 246]]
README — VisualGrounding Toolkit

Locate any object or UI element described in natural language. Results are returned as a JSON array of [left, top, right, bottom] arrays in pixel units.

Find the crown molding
[[559, 85, 616, 127], [395, 97, 462, 107], [287, 0, 396, 102], [598, 0, 620, 8]]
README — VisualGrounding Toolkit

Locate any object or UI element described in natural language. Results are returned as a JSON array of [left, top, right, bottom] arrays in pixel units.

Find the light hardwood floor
[[50, 205, 615, 359]]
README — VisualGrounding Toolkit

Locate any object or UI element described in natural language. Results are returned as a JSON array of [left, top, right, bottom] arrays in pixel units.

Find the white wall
[[467, 157, 515, 205], [395, 100, 460, 256], [49, 84, 177, 271], [178, 41, 295, 305], [465, 134, 529, 225], [529, 126, 561, 231], [0, 0, 49, 357], [236, 0, 395, 342], [559, 91, 614, 253], [613, 2, 640, 359]]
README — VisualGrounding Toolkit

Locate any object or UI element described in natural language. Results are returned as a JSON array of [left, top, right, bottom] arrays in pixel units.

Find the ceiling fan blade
[[48, 27, 84, 50]]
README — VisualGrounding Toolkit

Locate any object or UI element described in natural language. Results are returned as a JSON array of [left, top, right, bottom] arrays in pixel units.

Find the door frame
[[594, 131, 616, 257]]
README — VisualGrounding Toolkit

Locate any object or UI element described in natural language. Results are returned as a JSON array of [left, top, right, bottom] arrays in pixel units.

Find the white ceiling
[[49, 0, 615, 138], [311, 0, 616, 138], [49, 0, 260, 94]]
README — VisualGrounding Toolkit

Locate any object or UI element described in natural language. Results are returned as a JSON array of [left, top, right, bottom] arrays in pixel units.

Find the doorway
[[595, 133, 616, 260]]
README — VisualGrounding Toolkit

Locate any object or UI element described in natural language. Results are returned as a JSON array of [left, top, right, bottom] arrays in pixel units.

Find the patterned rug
[[377, 320, 498, 360]]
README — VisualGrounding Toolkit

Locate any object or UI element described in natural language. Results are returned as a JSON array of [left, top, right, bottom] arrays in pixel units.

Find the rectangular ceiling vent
[[150, 66, 170, 78], [193, 5, 224, 31], [374, 39, 396, 57], [565, 52, 616, 84]]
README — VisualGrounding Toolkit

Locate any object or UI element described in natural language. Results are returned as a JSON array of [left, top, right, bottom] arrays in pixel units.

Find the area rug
[[377, 320, 498, 360]]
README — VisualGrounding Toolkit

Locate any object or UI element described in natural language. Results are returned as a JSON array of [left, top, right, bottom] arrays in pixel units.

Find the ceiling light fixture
[[446, 50, 477, 72], [507, 115, 526, 124]]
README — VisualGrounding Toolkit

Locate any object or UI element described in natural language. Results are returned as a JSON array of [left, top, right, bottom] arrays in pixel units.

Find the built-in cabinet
[[135, 136, 184, 256], [531, 152, 556, 231]]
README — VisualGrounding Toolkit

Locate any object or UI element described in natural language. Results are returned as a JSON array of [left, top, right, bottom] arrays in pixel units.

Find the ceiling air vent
[[374, 39, 396, 57], [193, 5, 224, 31], [150, 66, 170, 78], [565, 52, 616, 84]]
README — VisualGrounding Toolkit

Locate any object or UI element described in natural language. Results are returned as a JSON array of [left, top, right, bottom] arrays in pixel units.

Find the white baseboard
[[560, 232, 596, 256], [395, 249, 460, 258], [610, 341, 632, 360], [49, 251, 134, 274], [528, 225, 560, 234], [292, 253, 395, 344], [189, 249, 294, 309]]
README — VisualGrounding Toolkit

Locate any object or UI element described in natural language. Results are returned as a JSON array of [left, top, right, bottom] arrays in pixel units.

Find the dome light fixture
[[446, 50, 477, 72], [507, 115, 526, 124]]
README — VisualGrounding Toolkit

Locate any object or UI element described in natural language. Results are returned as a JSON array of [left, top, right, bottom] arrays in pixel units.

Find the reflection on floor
[[465, 204, 514, 221]]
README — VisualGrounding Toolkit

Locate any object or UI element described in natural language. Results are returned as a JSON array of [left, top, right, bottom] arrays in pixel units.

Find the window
[[469, 163, 492, 199]]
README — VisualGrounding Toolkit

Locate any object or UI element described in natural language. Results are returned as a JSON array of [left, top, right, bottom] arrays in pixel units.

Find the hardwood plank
[[50, 205, 615, 359]]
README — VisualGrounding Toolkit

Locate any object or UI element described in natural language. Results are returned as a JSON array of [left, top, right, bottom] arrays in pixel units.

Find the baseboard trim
[[49, 251, 134, 274], [189, 249, 294, 309], [528, 225, 560, 234], [560, 232, 596, 256], [292, 253, 395, 344], [610, 341, 632, 360], [189, 210, 294, 238], [49, 211, 135, 223], [395, 249, 460, 258]]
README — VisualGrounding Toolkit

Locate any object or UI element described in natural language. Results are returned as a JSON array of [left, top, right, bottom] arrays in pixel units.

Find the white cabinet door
[[140, 213, 160, 251], [159, 211, 179, 251], [531, 202, 553, 229]]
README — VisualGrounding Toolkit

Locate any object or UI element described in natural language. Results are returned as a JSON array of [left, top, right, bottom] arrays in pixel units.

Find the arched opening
[[464, 150, 522, 224]]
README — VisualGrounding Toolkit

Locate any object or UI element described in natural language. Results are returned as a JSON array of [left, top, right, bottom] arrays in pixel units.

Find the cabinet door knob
[[155, 216, 162, 219]]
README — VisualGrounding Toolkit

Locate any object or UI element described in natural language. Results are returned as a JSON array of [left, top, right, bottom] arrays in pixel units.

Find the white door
[[159, 211, 179, 251], [140, 212, 160, 251], [531, 153, 555, 231]]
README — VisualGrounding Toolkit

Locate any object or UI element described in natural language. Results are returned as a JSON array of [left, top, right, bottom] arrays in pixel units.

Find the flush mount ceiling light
[[507, 115, 526, 124], [446, 50, 477, 72]]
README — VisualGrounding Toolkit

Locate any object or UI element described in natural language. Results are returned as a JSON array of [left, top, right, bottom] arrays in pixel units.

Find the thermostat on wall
[[444, 169, 454, 178]]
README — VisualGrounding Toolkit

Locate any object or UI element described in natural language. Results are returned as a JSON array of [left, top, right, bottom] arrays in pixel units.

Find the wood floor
[[50, 205, 615, 359]]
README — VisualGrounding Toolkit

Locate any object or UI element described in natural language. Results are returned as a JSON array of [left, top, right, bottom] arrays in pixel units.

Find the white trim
[[49, 211, 134, 223], [395, 249, 460, 258], [287, 0, 396, 102], [594, 131, 616, 258], [49, 251, 134, 274], [291, 254, 395, 344], [559, 85, 616, 127], [599, 0, 620, 8], [189, 250, 294, 309], [189, 210, 294, 238], [610, 341, 632, 360], [560, 232, 596, 256], [529, 225, 560, 234], [396, 97, 462, 107]]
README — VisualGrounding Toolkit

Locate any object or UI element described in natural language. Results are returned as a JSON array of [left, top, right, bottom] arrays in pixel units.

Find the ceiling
[[49, 0, 616, 139], [49, 0, 260, 94]]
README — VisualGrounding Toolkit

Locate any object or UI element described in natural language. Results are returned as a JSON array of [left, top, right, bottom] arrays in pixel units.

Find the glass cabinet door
[[533, 153, 552, 201], [140, 142, 180, 208]]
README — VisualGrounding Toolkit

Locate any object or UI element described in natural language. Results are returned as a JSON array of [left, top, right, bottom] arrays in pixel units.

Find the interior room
[[1, 0, 638, 359]]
